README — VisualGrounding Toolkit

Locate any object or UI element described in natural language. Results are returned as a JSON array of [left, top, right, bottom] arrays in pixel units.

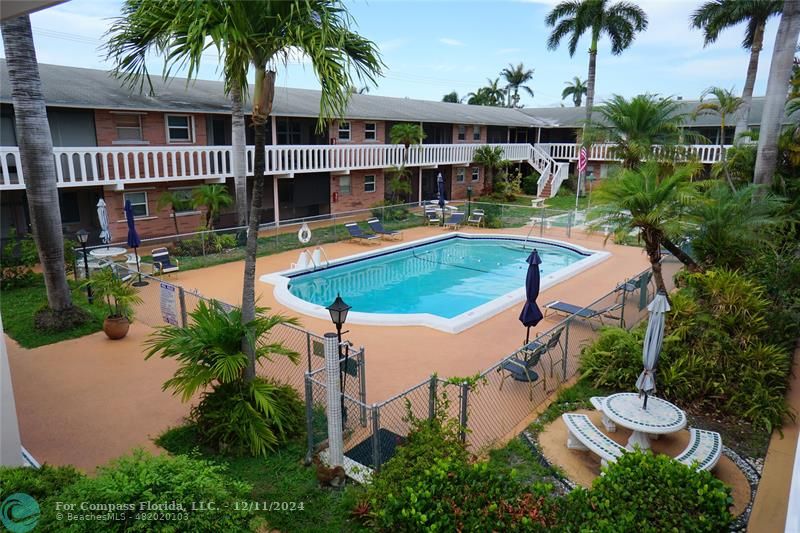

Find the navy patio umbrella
[[124, 200, 148, 287], [437, 172, 446, 225], [519, 249, 544, 344]]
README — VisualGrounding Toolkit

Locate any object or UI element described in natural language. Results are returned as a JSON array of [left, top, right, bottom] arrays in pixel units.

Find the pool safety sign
[[160, 283, 179, 326]]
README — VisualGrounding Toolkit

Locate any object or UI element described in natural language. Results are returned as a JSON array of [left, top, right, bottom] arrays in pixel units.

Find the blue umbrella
[[519, 249, 544, 344], [124, 200, 148, 286], [437, 172, 446, 226]]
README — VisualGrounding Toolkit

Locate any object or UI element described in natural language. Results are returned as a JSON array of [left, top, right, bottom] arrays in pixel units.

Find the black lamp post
[[76, 229, 92, 304], [327, 294, 351, 423], [466, 186, 473, 218]]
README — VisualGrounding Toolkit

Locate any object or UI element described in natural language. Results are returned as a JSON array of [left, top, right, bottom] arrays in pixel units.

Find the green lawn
[[157, 425, 363, 533], [543, 190, 590, 211], [1, 274, 106, 348]]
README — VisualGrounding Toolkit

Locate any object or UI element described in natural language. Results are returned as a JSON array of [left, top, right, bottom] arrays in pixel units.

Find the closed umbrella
[[437, 172, 446, 226], [97, 198, 111, 245], [519, 249, 544, 344], [124, 200, 148, 287], [636, 290, 670, 409]]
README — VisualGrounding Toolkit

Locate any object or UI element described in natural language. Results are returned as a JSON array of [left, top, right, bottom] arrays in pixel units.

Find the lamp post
[[327, 294, 351, 423], [466, 186, 473, 218], [76, 229, 92, 304]]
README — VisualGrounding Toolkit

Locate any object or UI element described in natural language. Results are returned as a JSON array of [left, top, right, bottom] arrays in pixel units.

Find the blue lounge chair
[[444, 212, 465, 229], [544, 300, 622, 328], [345, 223, 379, 244], [367, 218, 402, 240]]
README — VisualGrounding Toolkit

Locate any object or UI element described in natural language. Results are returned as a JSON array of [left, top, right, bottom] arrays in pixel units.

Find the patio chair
[[466, 209, 484, 227], [344, 223, 379, 244], [152, 247, 180, 275], [109, 262, 134, 283], [615, 270, 653, 309], [544, 300, 622, 329], [522, 325, 566, 380], [444, 212, 465, 229], [424, 208, 441, 225], [498, 346, 546, 400], [367, 218, 402, 240]]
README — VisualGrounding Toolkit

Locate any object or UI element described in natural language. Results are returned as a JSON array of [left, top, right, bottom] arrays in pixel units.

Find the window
[[338, 121, 351, 141], [168, 188, 195, 213], [364, 122, 377, 141], [456, 168, 465, 183], [457, 125, 466, 141], [364, 175, 376, 193], [59, 191, 81, 223], [339, 175, 351, 195], [471, 167, 480, 181], [277, 119, 302, 145], [473, 125, 481, 141], [114, 113, 143, 141], [166, 114, 194, 143], [124, 191, 149, 217]]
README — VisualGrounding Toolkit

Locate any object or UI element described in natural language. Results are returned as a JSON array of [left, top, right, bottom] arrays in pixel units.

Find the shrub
[[521, 173, 539, 196], [479, 203, 504, 228], [0, 464, 84, 501], [561, 451, 733, 532], [579, 326, 644, 390], [371, 200, 410, 222], [38, 450, 254, 532], [172, 232, 237, 257], [1, 235, 38, 289]]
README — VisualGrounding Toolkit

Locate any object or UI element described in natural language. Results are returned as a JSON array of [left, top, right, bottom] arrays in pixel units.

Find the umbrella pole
[[132, 247, 148, 287], [525, 326, 531, 345], [643, 392, 648, 410]]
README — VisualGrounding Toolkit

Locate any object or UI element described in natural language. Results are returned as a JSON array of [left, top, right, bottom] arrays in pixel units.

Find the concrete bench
[[589, 396, 616, 433], [675, 428, 722, 471], [531, 197, 545, 208], [563, 413, 626, 467]]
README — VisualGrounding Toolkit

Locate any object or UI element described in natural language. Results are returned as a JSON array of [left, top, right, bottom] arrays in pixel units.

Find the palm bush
[[192, 184, 233, 230], [81, 267, 142, 320], [473, 145, 507, 195], [145, 300, 302, 456]]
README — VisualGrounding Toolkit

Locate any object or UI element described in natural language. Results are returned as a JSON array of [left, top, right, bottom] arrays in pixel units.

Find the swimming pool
[[261, 233, 610, 333]]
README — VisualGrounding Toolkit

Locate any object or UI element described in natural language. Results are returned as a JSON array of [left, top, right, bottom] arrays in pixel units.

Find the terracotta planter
[[103, 316, 130, 340]]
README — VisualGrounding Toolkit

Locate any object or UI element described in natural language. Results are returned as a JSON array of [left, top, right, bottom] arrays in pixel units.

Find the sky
[[0, 0, 785, 108]]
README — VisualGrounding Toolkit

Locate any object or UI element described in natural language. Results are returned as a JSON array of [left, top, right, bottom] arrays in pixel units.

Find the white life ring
[[298, 223, 312, 244]]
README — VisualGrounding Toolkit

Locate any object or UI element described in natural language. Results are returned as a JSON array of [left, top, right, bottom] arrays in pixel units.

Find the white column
[[536, 127, 542, 144], [324, 332, 344, 467], [0, 314, 23, 466], [418, 167, 423, 205], [273, 176, 280, 228]]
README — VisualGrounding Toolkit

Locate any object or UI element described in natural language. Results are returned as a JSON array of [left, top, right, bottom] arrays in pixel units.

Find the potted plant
[[81, 267, 142, 339]]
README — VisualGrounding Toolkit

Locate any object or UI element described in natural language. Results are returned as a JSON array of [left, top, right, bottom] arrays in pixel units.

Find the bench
[[531, 197, 545, 208], [589, 396, 616, 433], [562, 413, 626, 467], [675, 428, 722, 471]]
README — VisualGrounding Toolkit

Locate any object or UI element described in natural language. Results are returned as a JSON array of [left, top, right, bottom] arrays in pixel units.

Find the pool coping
[[259, 232, 611, 334]]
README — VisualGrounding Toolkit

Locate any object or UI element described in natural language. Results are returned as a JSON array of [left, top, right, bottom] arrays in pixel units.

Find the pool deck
[[6, 225, 650, 471]]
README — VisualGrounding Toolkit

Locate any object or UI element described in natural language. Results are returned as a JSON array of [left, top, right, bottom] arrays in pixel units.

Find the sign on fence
[[159, 282, 179, 326]]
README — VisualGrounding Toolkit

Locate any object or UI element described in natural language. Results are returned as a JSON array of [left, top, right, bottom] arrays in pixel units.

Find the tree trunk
[[754, 1, 800, 190], [660, 236, 699, 272], [1, 16, 72, 311], [719, 116, 736, 192], [734, 22, 765, 141], [172, 208, 180, 237], [585, 36, 598, 125], [231, 86, 248, 226], [644, 233, 666, 294], [242, 67, 276, 383]]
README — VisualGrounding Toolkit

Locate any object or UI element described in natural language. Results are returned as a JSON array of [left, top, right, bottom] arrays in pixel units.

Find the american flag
[[578, 146, 588, 173]]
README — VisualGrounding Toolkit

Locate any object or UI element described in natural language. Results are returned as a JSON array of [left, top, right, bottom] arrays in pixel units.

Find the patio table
[[602, 392, 686, 451], [89, 247, 127, 260]]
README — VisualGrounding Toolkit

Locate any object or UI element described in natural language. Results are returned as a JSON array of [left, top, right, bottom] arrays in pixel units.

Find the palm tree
[[193, 184, 233, 231], [591, 162, 701, 292], [545, 0, 648, 128], [500, 63, 535, 107], [107, 0, 382, 383], [231, 87, 247, 226], [157, 190, 191, 237], [389, 122, 425, 199], [754, 0, 800, 190], [442, 91, 460, 103], [597, 94, 692, 169], [562, 76, 588, 107], [466, 78, 506, 107], [693, 86, 745, 191], [690, 0, 783, 140], [473, 145, 506, 195], [1, 16, 74, 313]]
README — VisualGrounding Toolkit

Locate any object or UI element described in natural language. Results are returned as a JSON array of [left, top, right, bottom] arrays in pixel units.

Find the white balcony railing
[[537, 142, 730, 164]]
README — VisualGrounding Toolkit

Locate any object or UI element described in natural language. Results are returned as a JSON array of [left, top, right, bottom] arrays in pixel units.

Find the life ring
[[298, 223, 312, 244]]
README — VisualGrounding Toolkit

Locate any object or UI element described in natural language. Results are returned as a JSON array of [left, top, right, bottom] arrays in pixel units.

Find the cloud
[[439, 37, 464, 47], [497, 47, 522, 55]]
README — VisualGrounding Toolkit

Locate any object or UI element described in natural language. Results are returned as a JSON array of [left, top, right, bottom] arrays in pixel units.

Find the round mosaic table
[[89, 246, 127, 259], [603, 392, 687, 451]]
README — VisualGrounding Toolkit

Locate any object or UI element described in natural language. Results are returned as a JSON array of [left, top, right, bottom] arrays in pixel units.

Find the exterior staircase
[[527, 144, 568, 198]]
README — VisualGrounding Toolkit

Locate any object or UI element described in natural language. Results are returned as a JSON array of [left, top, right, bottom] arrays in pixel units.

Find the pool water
[[287, 236, 588, 319]]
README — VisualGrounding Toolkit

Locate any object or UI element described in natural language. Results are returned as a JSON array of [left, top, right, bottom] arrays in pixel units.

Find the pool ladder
[[292, 246, 330, 270]]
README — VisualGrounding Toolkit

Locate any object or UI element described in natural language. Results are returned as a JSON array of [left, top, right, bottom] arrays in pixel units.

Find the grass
[[542, 189, 590, 211], [156, 424, 363, 533], [1, 274, 106, 348]]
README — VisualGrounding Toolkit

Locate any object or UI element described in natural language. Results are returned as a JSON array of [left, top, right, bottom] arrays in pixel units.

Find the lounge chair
[[424, 208, 441, 225], [544, 300, 622, 328], [344, 223, 379, 244], [466, 209, 484, 227], [152, 247, 180, 275], [498, 345, 546, 400], [367, 218, 402, 240], [444, 212, 465, 229]]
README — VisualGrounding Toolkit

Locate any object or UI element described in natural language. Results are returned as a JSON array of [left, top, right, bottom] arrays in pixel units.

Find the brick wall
[[330, 169, 384, 213], [94, 110, 208, 147], [452, 124, 486, 144], [451, 165, 483, 199], [103, 182, 206, 240], [329, 119, 386, 144]]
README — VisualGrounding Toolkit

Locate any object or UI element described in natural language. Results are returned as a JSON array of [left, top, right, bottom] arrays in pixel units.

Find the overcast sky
[[0, 0, 785, 108]]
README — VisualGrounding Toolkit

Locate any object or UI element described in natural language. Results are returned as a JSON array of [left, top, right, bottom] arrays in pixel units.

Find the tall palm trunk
[[754, 1, 800, 190], [171, 207, 180, 237], [231, 86, 248, 226], [719, 115, 736, 191], [734, 22, 765, 141], [643, 229, 666, 294], [242, 66, 276, 383], [1, 16, 73, 311], [585, 34, 599, 125]]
